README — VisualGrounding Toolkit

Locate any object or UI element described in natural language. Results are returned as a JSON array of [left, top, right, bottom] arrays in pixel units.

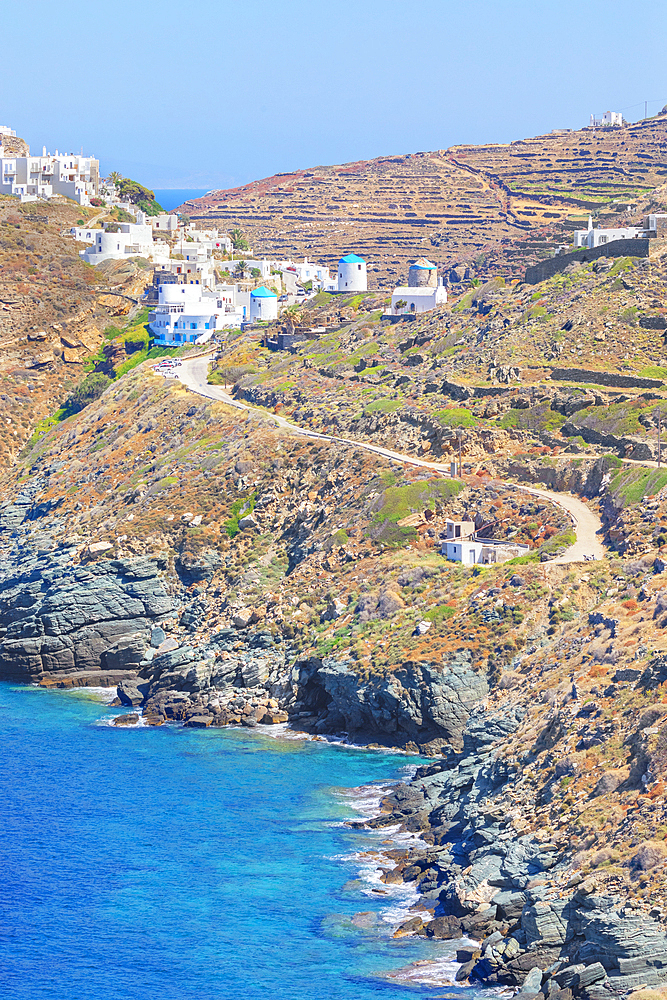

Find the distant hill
[[179, 114, 667, 285]]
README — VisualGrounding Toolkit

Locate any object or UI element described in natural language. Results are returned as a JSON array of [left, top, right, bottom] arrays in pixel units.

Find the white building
[[284, 257, 335, 290], [573, 215, 645, 249], [70, 226, 100, 244], [152, 213, 179, 234], [442, 520, 530, 566], [248, 286, 278, 322], [79, 220, 162, 264], [185, 225, 233, 254], [149, 284, 243, 346], [168, 240, 218, 287], [391, 284, 447, 315], [0, 126, 16, 138], [337, 253, 367, 292], [0, 145, 99, 204], [590, 111, 623, 127]]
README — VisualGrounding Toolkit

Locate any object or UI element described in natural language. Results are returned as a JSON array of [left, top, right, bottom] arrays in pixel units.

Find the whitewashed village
[[0, 118, 637, 570]]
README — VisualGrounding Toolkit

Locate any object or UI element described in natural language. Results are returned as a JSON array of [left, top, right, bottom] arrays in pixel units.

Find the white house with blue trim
[[337, 253, 367, 292], [149, 283, 242, 346], [248, 285, 278, 322]]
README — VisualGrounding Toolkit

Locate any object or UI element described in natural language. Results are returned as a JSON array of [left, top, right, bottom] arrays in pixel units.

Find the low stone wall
[[441, 379, 513, 400], [525, 239, 650, 284], [550, 368, 663, 389]]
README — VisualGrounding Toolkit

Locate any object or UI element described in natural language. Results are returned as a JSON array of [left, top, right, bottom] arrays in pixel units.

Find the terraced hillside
[[181, 114, 667, 286]]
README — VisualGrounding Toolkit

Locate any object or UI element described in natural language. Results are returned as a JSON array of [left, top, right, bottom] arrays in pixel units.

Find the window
[[358, 264, 361, 270]]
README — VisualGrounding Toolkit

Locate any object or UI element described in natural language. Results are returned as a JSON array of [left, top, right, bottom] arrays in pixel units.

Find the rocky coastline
[[2, 546, 667, 995], [3, 413, 667, 1000], [360, 707, 667, 997]]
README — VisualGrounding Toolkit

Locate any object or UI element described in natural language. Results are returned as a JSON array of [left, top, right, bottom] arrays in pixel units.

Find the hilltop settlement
[[5, 110, 667, 994]]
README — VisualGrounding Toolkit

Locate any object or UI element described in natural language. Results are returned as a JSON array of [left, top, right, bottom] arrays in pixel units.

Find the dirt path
[[176, 355, 606, 565]]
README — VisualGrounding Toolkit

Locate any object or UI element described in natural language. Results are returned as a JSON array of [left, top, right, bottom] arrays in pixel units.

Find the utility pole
[[458, 431, 463, 478], [645, 101, 648, 120], [659, 409, 662, 468]]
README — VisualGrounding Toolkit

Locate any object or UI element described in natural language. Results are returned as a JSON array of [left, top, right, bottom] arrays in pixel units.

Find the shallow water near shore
[[0, 684, 484, 1000]]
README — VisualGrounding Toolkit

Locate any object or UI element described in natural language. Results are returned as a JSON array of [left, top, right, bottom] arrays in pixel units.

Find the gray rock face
[[136, 627, 295, 725], [0, 554, 174, 682], [294, 651, 488, 748], [371, 705, 667, 994]]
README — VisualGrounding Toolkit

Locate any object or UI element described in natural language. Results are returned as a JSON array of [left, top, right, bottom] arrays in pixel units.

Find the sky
[[2, 0, 666, 192]]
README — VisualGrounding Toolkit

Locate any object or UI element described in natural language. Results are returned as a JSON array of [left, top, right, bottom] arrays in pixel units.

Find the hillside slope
[[0, 195, 151, 467], [181, 115, 667, 285]]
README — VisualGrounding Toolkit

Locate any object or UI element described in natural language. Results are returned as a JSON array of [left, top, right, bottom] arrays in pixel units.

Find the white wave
[[380, 953, 462, 987], [96, 712, 147, 728], [336, 782, 394, 819]]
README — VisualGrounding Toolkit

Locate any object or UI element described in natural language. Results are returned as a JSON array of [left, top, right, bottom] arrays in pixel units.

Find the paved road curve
[[175, 355, 606, 565]]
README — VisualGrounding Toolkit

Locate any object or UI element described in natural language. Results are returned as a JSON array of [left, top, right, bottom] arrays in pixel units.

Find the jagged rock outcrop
[[292, 651, 489, 749]]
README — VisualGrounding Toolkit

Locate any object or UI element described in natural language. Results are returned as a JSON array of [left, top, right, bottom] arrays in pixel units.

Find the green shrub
[[424, 604, 456, 624], [434, 407, 477, 428], [62, 373, 111, 416], [225, 492, 256, 538], [368, 477, 464, 548], [364, 399, 402, 415]]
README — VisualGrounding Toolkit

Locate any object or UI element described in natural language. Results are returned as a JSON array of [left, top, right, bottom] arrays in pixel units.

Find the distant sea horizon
[[152, 189, 211, 212]]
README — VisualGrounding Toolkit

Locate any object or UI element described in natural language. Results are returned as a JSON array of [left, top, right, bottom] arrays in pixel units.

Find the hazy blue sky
[[2, 0, 666, 191]]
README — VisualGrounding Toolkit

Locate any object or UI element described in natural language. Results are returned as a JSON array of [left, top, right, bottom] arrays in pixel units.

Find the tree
[[250, 267, 261, 279], [281, 308, 304, 333], [112, 175, 163, 214], [394, 299, 407, 313], [230, 227, 249, 251], [236, 260, 248, 277]]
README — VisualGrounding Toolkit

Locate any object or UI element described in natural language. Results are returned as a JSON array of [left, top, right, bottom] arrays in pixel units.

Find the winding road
[[175, 355, 606, 565]]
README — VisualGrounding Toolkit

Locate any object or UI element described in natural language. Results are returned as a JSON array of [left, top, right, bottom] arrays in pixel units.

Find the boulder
[[258, 711, 289, 724], [592, 772, 623, 797], [424, 915, 463, 939], [393, 916, 424, 937], [117, 678, 145, 707], [114, 713, 139, 726], [632, 841, 667, 871], [519, 967, 544, 995]]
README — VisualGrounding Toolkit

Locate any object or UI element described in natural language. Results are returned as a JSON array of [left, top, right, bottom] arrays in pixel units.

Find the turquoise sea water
[[153, 189, 209, 212], [0, 684, 476, 1000]]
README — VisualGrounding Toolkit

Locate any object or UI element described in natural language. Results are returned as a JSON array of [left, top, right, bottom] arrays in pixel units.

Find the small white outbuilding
[[337, 253, 367, 292], [391, 284, 447, 315]]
